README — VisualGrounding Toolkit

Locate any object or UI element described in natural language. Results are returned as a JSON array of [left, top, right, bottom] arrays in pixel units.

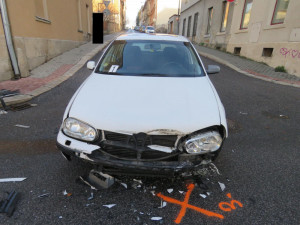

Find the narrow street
[[0, 46, 299, 224]]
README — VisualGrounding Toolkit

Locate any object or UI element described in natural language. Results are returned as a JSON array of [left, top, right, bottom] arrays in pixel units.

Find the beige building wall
[[227, 0, 300, 76], [0, 0, 93, 81]]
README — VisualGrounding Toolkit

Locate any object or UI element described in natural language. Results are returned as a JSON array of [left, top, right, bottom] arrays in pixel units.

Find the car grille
[[100, 131, 179, 161]]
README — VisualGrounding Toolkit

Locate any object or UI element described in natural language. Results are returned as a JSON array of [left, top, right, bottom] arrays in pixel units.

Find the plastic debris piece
[[207, 192, 211, 196], [152, 186, 156, 189], [63, 190, 68, 195], [0, 178, 27, 183], [133, 179, 142, 184], [103, 204, 116, 208], [167, 189, 173, 193], [88, 170, 115, 189], [88, 192, 94, 200], [121, 183, 127, 189], [279, 114, 289, 119], [151, 217, 162, 221], [137, 185, 141, 188], [178, 191, 184, 194], [30, 104, 38, 107], [139, 212, 144, 215], [59, 216, 63, 219], [0, 110, 7, 115], [200, 194, 207, 198], [209, 163, 221, 175], [14, 124, 30, 128], [218, 182, 226, 191], [150, 191, 155, 196], [38, 193, 50, 198], [0, 191, 20, 217], [158, 201, 167, 208], [78, 176, 97, 190], [239, 112, 248, 115]]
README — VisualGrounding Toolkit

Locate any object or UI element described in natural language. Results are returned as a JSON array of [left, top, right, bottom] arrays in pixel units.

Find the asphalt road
[[0, 38, 299, 224]]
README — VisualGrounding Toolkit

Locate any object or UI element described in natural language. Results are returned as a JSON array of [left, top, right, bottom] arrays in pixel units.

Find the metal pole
[[0, 0, 20, 79], [177, 0, 180, 35]]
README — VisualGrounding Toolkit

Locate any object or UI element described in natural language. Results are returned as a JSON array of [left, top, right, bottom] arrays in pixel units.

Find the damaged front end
[[56, 125, 226, 177]]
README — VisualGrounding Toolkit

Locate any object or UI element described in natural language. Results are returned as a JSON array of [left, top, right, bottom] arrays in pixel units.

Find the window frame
[[220, 1, 230, 32], [206, 7, 213, 35], [35, 0, 50, 23], [187, 16, 192, 37], [271, 0, 290, 25], [240, 0, 253, 30], [182, 18, 186, 36], [192, 13, 198, 37]]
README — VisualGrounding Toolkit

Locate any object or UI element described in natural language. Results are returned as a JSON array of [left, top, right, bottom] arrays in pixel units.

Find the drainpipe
[[0, 0, 20, 79]]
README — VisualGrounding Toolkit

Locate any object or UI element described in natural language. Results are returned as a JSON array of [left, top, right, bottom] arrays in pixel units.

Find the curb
[[3, 40, 112, 107], [198, 51, 300, 89]]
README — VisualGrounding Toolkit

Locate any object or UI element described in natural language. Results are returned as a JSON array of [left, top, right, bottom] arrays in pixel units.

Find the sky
[[126, 0, 179, 28]]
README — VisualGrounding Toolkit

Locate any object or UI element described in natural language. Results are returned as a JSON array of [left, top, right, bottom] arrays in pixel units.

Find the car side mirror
[[87, 61, 95, 70], [206, 65, 220, 74]]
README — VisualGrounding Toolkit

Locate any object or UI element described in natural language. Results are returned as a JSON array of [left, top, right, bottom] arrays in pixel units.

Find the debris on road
[[0, 110, 7, 115], [158, 201, 167, 208], [78, 176, 97, 190], [209, 163, 221, 175], [14, 124, 30, 129], [151, 217, 162, 221], [103, 204, 116, 208], [279, 114, 289, 119], [0, 191, 20, 217], [59, 216, 63, 219], [179, 191, 184, 194], [150, 191, 156, 196], [167, 188, 173, 194], [38, 193, 50, 198], [239, 112, 248, 115], [218, 182, 226, 191], [200, 194, 207, 198], [0, 178, 27, 183], [88, 170, 115, 189], [88, 192, 94, 200], [120, 183, 127, 189], [63, 190, 72, 197]]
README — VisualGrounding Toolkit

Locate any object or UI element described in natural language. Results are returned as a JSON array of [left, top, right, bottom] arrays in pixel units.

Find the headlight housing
[[184, 131, 222, 154], [63, 117, 98, 142]]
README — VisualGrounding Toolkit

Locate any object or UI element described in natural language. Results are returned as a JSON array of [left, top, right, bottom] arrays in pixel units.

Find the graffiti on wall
[[280, 48, 300, 59]]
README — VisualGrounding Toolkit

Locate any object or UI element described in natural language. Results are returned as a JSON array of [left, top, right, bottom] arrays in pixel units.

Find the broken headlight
[[63, 117, 98, 142], [184, 131, 222, 154]]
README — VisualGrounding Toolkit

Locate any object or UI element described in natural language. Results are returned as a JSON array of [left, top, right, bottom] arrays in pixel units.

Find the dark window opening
[[182, 18, 186, 36], [206, 7, 213, 34], [234, 47, 241, 55], [187, 16, 192, 37], [192, 13, 198, 37], [262, 48, 273, 57]]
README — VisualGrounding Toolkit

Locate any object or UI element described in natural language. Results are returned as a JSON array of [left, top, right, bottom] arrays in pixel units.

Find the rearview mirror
[[206, 65, 220, 74], [87, 61, 95, 70]]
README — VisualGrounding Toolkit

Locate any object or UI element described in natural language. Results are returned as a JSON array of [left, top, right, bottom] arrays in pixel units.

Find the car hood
[[68, 74, 221, 135]]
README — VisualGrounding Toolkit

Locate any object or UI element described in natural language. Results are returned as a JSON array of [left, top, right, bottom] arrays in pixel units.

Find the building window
[[271, 0, 290, 25], [170, 21, 174, 33], [234, 47, 241, 55], [187, 16, 192, 37], [182, 18, 186, 36], [192, 13, 198, 37], [206, 7, 213, 35], [220, 1, 230, 32], [35, 0, 50, 23], [262, 48, 273, 57], [240, 0, 253, 29]]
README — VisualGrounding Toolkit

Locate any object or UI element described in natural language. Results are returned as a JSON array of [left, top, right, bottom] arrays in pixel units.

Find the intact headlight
[[63, 117, 98, 142], [184, 131, 222, 154]]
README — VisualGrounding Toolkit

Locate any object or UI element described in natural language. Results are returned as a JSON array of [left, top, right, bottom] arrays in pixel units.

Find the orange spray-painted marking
[[218, 193, 243, 212], [157, 184, 224, 224]]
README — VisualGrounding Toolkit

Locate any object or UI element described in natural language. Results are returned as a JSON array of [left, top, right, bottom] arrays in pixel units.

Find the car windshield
[[97, 40, 204, 77], [147, 27, 154, 30]]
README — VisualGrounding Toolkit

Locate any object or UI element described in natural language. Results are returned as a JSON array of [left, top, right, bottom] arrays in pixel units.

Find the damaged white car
[[56, 33, 228, 176]]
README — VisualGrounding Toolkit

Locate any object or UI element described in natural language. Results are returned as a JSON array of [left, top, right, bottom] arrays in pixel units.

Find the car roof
[[116, 33, 189, 42]]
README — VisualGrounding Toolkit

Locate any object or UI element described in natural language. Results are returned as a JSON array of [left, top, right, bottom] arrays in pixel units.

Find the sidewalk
[[0, 33, 121, 108], [194, 44, 300, 88]]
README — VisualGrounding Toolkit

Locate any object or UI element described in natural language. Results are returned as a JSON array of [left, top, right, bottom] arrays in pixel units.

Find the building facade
[[0, 0, 93, 81], [93, 0, 126, 33], [168, 14, 180, 34], [179, 0, 300, 77]]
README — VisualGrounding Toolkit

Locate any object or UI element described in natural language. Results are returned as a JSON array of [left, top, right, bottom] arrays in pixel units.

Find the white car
[[57, 33, 228, 176], [145, 26, 155, 34]]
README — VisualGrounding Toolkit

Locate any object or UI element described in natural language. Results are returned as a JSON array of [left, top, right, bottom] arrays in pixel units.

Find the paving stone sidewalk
[[0, 32, 121, 107], [194, 44, 300, 87]]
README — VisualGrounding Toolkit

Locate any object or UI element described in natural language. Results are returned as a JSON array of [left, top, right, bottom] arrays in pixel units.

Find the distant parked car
[[139, 25, 146, 33], [134, 26, 140, 31], [145, 26, 155, 34]]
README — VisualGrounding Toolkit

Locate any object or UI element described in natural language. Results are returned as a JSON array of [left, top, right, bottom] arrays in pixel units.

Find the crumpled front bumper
[[56, 131, 217, 176]]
